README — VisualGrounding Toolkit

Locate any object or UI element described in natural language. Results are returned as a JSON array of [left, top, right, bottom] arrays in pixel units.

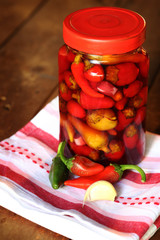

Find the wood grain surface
[[0, 0, 160, 239]]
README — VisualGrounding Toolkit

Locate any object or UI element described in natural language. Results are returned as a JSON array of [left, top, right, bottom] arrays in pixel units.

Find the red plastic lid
[[63, 7, 146, 55]]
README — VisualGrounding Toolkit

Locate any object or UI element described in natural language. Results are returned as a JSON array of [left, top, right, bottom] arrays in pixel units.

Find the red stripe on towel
[[20, 122, 59, 152], [123, 172, 160, 184]]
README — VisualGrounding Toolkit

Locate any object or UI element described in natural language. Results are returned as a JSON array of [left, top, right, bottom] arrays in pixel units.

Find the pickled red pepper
[[71, 54, 104, 98], [58, 45, 70, 74], [77, 91, 115, 109], [106, 63, 139, 86], [58, 141, 104, 176], [67, 99, 86, 118], [123, 124, 139, 149], [104, 140, 125, 162], [64, 70, 78, 90], [69, 141, 99, 161], [64, 163, 146, 189], [59, 81, 72, 101], [84, 61, 104, 82]]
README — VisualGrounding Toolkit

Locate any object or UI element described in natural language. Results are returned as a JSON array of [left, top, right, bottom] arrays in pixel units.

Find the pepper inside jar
[[58, 7, 149, 165]]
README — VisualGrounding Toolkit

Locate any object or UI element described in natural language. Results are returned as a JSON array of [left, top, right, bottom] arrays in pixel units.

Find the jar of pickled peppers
[[58, 7, 149, 165]]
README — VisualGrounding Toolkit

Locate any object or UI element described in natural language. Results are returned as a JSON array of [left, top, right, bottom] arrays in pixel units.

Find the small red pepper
[[116, 107, 136, 131], [106, 63, 139, 86], [89, 81, 98, 90], [69, 141, 99, 161], [59, 73, 64, 83], [71, 54, 104, 98], [123, 80, 143, 98], [84, 61, 104, 82], [64, 163, 146, 189], [135, 106, 146, 125], [67, 49, 76, 62], [59, 81, 72, 101], [115, 97, 128, 110], [58, 45, 70, 74], [138, 55, 149, 78], [123, 124, 139, 149], [58, 141, 104, 177], [129, 86, 148, 108], [108, 129, 117, 136], [64, 70, 78, 90], [79, 91, 115, 109], [111, 90, 123, 102], [67, 99, 86, 118], [104, 140, 125, 162]]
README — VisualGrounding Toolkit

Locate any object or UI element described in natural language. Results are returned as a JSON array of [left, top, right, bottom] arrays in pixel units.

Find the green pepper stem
[[120, 164, 146, 182], [57, 141, 74, 171]]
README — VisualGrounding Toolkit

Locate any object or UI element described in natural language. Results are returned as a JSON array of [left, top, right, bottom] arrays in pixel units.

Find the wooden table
[[0, 0, 160, 239]]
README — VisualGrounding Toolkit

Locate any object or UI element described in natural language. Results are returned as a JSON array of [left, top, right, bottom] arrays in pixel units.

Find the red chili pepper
[[123, 80, 143, 98], [111, 90, 123, 102], [67, 49, 76, 62], [69, 141, 99, 161], [84, 62, 104, 82], [123, 124, 139, 149], [115, 97, 128, 110], [89, 81, 98, 90], [59, 73, 64, 83], [135, 106, 146, 125], [106, 63, 139, 86], [104, 140, 125, 162], [64, 163, 146, 189], [58, 45, 70, 74], [108, 129, 117, 136], [71, 54, 104, 98], [67, 99, 86, 118], [79, 91, 115, 109], [116, 107, 136, 131], [59, 81, 72, 101], [139, 55, 149, 78], [129, 86, 148, 109], [64, 71, 78, 90], [96, 80, 118, 97], [58, 141, 104, 177]]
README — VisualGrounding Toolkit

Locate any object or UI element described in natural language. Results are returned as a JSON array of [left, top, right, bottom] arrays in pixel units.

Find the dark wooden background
[[0, 0, 160, 239]]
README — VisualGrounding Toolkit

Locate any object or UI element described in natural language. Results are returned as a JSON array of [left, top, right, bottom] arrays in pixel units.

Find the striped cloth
[[0, 97, 160, 240]]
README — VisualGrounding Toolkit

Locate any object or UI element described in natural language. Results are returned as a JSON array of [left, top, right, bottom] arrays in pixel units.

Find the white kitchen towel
[[0, 96, 160, 240]]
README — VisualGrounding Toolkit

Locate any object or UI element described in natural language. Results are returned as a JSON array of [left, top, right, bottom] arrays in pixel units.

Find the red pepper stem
[[111, 163, 146, 182], [57, 141, 74, 171]]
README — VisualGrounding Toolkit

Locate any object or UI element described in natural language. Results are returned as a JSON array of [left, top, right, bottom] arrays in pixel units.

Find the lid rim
[[63, 7, 146, 55]]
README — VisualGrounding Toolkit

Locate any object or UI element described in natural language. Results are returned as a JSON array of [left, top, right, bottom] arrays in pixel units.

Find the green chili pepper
[[49, 155, 69, 189]]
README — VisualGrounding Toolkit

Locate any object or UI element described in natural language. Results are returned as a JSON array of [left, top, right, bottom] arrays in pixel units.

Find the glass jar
[[58, 7, 149, 165]]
